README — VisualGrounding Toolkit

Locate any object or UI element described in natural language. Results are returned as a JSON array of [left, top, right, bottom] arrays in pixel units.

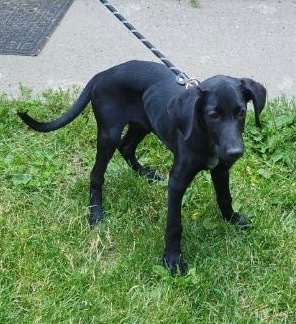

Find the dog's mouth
[[215, 145, 244, 163]]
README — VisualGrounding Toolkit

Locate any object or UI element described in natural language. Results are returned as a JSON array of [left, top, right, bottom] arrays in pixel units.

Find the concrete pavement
[[1, 0, 296, 98]]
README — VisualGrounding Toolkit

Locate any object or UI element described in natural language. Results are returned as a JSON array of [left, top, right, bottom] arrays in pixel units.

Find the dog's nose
[[226, 148, 243, 159]]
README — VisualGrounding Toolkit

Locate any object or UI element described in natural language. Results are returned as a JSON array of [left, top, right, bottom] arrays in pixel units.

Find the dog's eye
[[208, 111, 220, 120], [237, 109, 246, 118]]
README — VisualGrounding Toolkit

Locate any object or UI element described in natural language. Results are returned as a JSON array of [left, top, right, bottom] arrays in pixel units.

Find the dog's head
[[168, 76, 266, 163]]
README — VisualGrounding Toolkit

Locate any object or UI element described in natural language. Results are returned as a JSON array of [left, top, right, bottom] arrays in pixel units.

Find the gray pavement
[[1, 0, 296, 98]]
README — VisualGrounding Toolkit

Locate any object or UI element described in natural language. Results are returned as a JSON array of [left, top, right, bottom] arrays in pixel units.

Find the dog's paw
[[162, 253, 188, 276], [89, 206, 104, 228], [229, 212, 251, 230]]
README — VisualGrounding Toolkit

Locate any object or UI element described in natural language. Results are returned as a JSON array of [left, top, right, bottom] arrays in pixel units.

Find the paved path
[[1, 0, 296, 98]]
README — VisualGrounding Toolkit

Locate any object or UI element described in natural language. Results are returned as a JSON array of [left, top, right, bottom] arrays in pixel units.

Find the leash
[[99, 0, 200, 87]]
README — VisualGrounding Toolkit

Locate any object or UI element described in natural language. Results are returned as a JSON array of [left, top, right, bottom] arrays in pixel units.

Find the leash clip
[[176, 73, 200, 88], [185, 78, 201, 89]]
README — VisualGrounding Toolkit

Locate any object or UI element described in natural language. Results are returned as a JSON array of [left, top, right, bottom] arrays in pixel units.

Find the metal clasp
[[176, 73, 200, 88]]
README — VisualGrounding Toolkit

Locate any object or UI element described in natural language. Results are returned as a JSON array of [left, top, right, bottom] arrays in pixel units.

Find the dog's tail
[[17, 76, 97, 132]]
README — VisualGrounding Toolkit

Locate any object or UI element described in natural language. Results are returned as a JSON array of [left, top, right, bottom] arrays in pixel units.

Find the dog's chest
[[206, 154, 219, 170]]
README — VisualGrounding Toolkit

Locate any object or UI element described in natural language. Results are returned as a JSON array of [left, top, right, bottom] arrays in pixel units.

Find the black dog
[[18, 60, 266, 274]]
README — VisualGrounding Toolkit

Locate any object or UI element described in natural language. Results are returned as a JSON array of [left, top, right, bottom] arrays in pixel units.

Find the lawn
[[0, 87, 295, 323]]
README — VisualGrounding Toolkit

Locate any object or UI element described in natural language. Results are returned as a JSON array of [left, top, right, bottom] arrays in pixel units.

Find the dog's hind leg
[[89, 127, 123, 226], [118, 124, 164, 182]]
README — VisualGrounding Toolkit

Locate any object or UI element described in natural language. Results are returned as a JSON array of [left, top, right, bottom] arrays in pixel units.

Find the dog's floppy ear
[[240, 78, 267, 128], [167, 86, 204, 141]]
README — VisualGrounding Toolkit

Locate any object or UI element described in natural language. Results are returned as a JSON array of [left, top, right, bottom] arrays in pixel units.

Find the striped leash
[[99, 0, 200, 87]]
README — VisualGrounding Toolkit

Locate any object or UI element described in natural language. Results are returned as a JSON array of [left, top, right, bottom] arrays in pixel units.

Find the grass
[[189, 0, 201, 8], [177, 0, 201, 8], [0, 87, 295, 323]]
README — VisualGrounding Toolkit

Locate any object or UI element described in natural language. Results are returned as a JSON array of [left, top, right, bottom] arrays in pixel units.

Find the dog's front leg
[[210, 166, 250, 229], [163, 162, 197, 275]]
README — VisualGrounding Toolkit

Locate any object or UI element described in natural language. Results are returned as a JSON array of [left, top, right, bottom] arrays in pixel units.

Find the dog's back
[[90, 60, 184, 137], [91, 60, 178, 100]]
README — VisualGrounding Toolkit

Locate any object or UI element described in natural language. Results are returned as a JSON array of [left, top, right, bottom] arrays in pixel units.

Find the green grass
[[189, 0, 201, 8], [0, 87, 295, 323]]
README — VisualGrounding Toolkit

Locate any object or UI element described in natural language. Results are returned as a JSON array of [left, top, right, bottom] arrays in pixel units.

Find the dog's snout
[[226, 147, 244, 159]]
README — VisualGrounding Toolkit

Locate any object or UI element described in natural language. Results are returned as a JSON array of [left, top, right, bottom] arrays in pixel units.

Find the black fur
[[18, 60, 266, 275]]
